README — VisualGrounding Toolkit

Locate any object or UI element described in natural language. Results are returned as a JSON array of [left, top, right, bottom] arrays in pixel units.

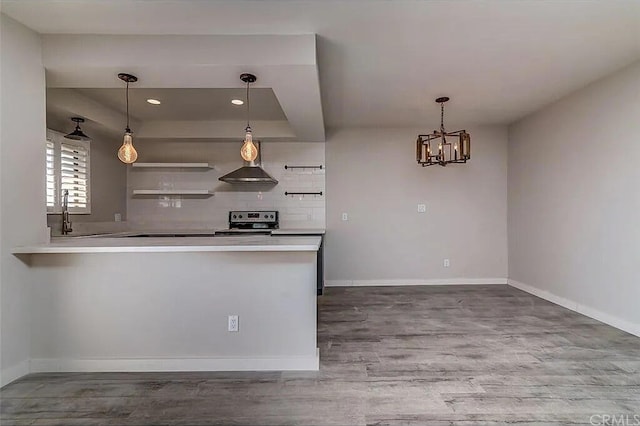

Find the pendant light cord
[[440, 101, 445, 134], [125, 81, 130, 132], [245, 79, 251, 130]]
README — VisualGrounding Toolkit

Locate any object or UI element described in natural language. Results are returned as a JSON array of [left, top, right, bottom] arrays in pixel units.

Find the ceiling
[[4, 0, 640, 130], [70, 88, 287, 122]]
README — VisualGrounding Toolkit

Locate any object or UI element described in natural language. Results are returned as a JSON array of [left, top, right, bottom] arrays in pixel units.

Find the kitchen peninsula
[[13, 235, 321, 372]]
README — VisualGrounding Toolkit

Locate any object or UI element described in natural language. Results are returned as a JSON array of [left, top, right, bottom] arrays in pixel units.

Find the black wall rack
[[284, 165, 323, 170], [285, 191, 323, 196]]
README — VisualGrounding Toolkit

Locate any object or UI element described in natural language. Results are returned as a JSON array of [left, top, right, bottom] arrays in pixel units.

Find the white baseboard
[[30, 349, 320, 373], [1, 360, 30, 387], [508, 279, 640, 338], [326, 278, 508, 287]]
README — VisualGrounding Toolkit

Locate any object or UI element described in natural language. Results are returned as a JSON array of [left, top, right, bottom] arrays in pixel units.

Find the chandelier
[[416, 97, 470, 167]]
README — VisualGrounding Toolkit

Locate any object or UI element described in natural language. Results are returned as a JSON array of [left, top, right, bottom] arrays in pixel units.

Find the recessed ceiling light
[[146, 99, 161, 105], [231, 99, 244, 105]]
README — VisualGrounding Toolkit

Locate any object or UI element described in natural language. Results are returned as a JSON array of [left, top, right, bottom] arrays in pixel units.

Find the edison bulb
[[118, 131, 138, 164], [240, 128, 258, 162]]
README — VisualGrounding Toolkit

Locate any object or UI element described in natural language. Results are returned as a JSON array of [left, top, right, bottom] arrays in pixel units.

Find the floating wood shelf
[[132, 189, 214, 197], [132, 162, 213, 169]]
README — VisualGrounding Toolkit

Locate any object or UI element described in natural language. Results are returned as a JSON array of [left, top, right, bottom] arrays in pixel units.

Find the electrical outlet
[[443, 258, 450, 268], [417, 204, 426, 213], [341, 213, 348, 221], [228, 315, 239, 332], [114, 213, 122, 222]]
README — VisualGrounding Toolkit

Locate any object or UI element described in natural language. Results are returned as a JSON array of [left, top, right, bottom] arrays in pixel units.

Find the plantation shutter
[[60, 142, 90, 210], [45, 129, 91, 214], [46, 139, 56, 211]]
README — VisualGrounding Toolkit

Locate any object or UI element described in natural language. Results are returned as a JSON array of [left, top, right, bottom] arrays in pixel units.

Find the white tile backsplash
[[127, 141, 325, 229]]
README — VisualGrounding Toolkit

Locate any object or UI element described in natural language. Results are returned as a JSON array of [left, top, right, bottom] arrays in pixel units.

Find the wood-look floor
[[2, 285, 639, 425]]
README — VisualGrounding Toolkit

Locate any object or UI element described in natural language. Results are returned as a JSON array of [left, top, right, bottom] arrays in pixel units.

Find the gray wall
[[0, 14, 48, 386], [325, 126, 508, 284], [45, 121, 127, 228], [508, 60, 640, 335]]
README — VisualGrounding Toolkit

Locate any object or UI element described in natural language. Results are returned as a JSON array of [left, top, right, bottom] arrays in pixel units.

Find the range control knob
[[264, 214, 268, 219], [232, 214, 237, 219], [270, 215, 274, 219], [239, 214, 243, 219]]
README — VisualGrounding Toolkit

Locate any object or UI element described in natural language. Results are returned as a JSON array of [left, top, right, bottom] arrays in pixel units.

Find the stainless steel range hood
[[219, 141, 278, 184], [218, 165, 278, 184]]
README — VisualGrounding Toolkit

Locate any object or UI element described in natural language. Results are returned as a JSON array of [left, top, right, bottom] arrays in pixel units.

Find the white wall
[[29, 250, 318, 371], [127, 140, 325, 230], [325, 126, 508, 285], [508, 61, 640, 336], [0, 14, 47, 386]]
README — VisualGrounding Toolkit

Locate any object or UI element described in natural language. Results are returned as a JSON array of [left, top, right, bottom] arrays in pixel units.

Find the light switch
[[417, 204, 426, 213], [341, 213, 348, 221]]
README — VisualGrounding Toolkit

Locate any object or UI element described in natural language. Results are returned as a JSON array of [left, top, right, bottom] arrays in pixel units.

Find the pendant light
[[239, 73, 258, 162], [416, 97, 471, 167], [64, 117, 91, 141], [117, 73, 139, 164]]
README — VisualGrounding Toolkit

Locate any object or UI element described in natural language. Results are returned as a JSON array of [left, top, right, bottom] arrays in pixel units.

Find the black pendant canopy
[[64, 117, 91, 141]]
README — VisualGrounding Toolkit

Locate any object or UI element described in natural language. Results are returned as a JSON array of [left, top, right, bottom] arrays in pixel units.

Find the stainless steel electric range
[[214, 210, 279, 236]]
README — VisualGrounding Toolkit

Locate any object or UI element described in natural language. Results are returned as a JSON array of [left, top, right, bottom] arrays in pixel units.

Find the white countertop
[[12, 235, 322, 254], [55, 228, 326, 238]]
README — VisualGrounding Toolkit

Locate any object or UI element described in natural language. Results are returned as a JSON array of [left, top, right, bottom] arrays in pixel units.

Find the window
[[46, 130, 91, 214]]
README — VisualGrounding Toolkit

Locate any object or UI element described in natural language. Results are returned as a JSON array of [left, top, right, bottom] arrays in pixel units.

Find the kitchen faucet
[[61, 189, 72, 235]]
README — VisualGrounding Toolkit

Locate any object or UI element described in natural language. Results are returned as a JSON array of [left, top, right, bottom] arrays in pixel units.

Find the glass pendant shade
[[118, 131, 138, 164], [459, 132, 471, 159], [240, 127, 258, 162]]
